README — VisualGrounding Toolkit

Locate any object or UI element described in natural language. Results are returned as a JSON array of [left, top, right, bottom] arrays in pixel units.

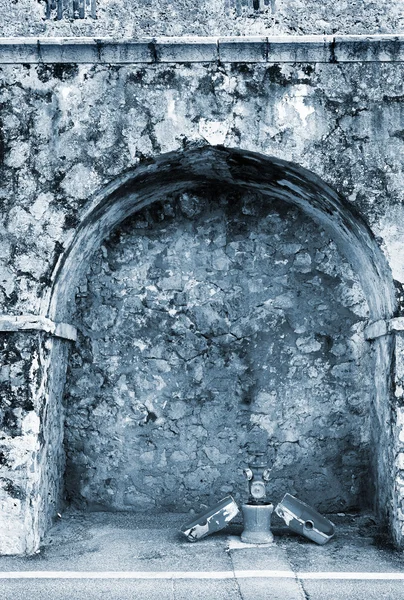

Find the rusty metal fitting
[[244, 452, 271, 504]]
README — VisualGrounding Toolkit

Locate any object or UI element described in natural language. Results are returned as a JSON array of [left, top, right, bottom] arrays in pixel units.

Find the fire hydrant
[[241, 452, 274, 544]]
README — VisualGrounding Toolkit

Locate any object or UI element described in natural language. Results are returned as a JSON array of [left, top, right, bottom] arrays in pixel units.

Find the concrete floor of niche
[[0, 511, 404, 600]]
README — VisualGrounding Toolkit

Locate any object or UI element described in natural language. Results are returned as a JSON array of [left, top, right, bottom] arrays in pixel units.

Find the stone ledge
[[0, 315, 77, 341], [365, 317, 404, 340], [0, 35, 404, 64], [267, 35, 333, 63], [154, 36, 218, 63], [218, 36, 267, 62]]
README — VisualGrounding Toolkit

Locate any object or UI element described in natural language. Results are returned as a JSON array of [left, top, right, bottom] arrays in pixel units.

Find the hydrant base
[[241, 503, 274, 545], [240, 530, 274, 544]]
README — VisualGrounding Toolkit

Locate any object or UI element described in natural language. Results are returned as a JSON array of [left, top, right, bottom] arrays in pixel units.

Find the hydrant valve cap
[[251, 481, 266, 499]]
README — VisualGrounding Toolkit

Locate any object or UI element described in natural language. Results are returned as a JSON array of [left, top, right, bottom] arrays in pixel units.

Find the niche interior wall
[[0, 38, 404, 554], [64, 186, 373, 515]]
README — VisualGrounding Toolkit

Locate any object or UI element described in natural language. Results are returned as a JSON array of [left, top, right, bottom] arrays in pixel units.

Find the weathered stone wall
[[1, 61, 404, 270], [0, 55, 404, 550], [0, 0, 403, 37], [0, 332, 66, 554], [0, 332, 41, 552], [0, 61, 403, 306], [64, 189, 371, 513]]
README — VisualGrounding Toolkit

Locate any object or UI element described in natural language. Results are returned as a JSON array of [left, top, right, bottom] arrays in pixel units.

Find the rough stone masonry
[[64, 190, 371, 513], [1, 1, 404, 555]]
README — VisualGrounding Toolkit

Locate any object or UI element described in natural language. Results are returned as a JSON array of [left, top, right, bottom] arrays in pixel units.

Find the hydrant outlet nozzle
[[243, 468, 253, 481], [262, 468, 271, 482]]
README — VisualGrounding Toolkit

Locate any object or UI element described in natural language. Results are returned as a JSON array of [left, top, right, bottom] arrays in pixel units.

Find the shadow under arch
[[44, 145, 398, 541], [46, 145, 395, 323]]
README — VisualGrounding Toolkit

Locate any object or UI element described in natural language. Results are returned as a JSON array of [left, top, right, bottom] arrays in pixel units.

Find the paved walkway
[[0, 511, 403, 599]]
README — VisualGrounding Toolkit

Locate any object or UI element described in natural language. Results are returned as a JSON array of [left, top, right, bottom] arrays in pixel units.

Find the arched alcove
[[46, 146, 395, 322], [41, 146, 396, 542], [62, 186, 375, 514]]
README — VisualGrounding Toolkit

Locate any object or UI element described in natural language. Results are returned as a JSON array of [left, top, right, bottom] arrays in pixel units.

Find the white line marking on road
[[298, 572, 404, 580], [0, 570, 404, 580]]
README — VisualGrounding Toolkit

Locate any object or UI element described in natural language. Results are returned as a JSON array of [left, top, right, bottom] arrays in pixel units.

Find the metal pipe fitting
[[243, 452, 271, 504], [241, 452, 274, 544]]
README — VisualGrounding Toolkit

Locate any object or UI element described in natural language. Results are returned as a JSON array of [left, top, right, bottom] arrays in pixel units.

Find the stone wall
[[0, 53, 404, 551], [1, 60, 403, 302], [0, 0, 403, 37], [0, 331, 65, 554], [64, 189, 371, 513]]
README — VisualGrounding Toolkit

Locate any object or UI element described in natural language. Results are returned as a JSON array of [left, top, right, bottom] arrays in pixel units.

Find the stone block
[[0, 315, 77, 342], [364, 319, 388, 340], [154, 37, 218, 63], [397, 408, 404, 445], [0, 38, 39, 63], [98, 40, 154, 64], [397, 453, 404, 471], [333, 34, 404, 62], [267, 35, 333, 63], [218, 37, 267, 63], [395, 334, 404, 393], [391, 317, 404, 333], [38, 38, 100, 63]]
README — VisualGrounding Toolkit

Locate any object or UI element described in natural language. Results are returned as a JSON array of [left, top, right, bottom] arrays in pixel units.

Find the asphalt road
[[0, 511, 403, 599]]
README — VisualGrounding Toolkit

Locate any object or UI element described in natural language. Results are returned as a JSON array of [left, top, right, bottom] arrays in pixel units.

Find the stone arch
[[46, 146, 395, 323], [43, 145, 398, 543]]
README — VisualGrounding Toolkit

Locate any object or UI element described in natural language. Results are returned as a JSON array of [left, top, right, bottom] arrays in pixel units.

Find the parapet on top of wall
[[0, 0, 403, 38], [1, 35, 404, 64]]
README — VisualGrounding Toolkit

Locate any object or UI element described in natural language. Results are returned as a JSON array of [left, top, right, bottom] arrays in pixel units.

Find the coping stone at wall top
[[0, 35, 404, 63]]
